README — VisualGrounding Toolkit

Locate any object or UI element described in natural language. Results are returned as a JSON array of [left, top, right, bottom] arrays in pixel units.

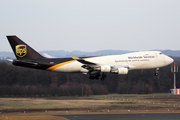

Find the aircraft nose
[[165, 56, 174, 65]]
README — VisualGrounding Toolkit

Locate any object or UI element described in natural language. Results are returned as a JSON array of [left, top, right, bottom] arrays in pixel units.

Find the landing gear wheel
[[154, 68, 159, 76], [101, 73, 107, 81], [89, 73, 101, 80], [89, 76, 94, 79], [154, 73, 158, 76]]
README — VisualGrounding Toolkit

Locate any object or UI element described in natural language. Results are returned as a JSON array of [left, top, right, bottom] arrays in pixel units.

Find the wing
[[70, 54, 129, 74], [70, 54, 99, 70]]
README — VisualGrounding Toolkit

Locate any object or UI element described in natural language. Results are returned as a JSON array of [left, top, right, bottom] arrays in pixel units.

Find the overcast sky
[[1, 0, 180, 52]]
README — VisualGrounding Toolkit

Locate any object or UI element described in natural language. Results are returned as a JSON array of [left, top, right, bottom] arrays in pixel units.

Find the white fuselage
[[50, 51, 173, 73]]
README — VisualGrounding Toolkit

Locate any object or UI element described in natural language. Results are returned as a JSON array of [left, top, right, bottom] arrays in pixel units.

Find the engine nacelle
[[111, 68, 128, 75], [93, 65, 111, 72]]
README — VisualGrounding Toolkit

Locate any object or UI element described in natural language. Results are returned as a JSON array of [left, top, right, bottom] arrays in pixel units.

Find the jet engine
[[93, 65, 111, 72], [111, 68, 128, 75], [93, 65, 128, 74]]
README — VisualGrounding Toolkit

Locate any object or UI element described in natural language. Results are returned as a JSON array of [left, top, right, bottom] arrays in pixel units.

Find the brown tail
[[7, 36, 44, 60]]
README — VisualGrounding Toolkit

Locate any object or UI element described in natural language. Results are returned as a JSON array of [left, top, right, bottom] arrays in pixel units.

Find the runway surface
[[57, 113, 180, 120]]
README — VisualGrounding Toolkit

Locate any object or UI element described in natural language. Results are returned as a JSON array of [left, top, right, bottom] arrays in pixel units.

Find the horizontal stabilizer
[[43, 53, 55, 58], [13, 60, 38, 67], [7, 59, 13, 62]]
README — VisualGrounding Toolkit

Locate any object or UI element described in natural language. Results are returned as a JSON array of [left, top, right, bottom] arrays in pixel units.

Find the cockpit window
[[159, 53, 162, 55]]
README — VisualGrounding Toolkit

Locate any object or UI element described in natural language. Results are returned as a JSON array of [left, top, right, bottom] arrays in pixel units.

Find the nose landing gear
[[154, 68, 159, 76]]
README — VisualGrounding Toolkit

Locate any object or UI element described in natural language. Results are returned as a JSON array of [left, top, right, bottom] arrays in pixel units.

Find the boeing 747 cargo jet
[[7, 36, 174, 80]]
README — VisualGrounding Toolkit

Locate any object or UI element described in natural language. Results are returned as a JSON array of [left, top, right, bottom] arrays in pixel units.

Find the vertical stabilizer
[[7, 36, 44, 60]]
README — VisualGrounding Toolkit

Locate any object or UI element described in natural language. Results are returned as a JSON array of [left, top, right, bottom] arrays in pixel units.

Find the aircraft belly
[[51, 61, 82, 72]]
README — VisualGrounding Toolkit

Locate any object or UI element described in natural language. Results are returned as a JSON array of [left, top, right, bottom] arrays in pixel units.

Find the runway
[[57, 113, 180, 120]]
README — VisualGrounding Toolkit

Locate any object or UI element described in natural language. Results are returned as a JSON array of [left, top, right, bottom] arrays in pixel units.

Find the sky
[[1, 0, 180, 52]]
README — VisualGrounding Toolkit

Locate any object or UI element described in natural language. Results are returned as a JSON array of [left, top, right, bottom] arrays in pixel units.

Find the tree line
[[0, 58, 179, 96]]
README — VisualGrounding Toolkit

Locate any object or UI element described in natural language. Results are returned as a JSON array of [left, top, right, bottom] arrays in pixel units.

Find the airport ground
[[0, 94, 180, 120]]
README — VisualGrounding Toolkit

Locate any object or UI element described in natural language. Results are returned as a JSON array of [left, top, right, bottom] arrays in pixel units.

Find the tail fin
[[7, 36, 44, 60]]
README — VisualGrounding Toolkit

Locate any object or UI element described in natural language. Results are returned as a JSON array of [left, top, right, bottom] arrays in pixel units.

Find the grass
[[1, 94, 180, 110], [0, 98, 120, 109], [0, 115, 68, 120], [1, 94, 180, 120]]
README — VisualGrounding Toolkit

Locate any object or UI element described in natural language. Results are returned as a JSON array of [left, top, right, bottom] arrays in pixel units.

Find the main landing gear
[[89, 72, 107, 81], [101, 73, 107, 81]]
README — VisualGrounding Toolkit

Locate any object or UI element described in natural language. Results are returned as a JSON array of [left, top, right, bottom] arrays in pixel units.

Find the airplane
[[7, 35, 174, 80]]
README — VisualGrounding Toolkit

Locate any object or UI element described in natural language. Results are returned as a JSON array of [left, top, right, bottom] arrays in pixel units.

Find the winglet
[[70, 54, 97, 65], [70, 54, 81, 60]]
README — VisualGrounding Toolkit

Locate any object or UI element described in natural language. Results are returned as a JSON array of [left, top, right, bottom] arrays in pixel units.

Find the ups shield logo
[[16, 45, 27, 57]]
